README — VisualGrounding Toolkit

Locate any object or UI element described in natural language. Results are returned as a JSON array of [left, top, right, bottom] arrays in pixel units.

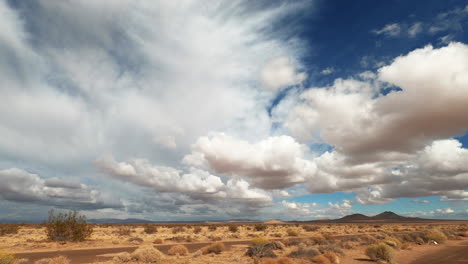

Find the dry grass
[[0, 224, 19, 236], [251, 237, 269, 246], [425, 231, 448, 243], [287, 229, 299, 237], [365, 243, 395, 263], [167, 245, 189, 256], [200, 242, 225, 255], [34, 256, 70, 264], [0, 251, 15, 264]]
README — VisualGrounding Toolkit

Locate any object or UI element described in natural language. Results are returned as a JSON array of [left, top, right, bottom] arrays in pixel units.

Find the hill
[[332, 211, 425, 223]]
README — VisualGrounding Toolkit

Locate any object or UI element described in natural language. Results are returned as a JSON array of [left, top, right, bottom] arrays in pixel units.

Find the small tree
[[45, 210, 93, 242]]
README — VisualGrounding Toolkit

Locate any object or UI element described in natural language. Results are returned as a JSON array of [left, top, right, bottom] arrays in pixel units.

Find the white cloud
[[411, 199, 430, 204], [183, 133, 316, 189], [320, 67, 334, 75], [373, 23, 401, 37], [260, 56, 307, 92], [408, 22, 423, 37]]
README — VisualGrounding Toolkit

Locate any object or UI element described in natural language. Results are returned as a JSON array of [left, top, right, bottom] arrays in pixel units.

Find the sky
[[0, 0, 467, 222]]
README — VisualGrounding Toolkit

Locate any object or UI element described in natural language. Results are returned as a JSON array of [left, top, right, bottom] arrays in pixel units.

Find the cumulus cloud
[[260, 57, 307, 92], [0, 168, 121, 209], [373, 23, 401, 37], [183, 133, 316, 189]]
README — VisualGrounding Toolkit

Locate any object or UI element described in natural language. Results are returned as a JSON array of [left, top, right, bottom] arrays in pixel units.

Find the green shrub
[[0, 251, 15, 264], [425, 231, 447, 244], [365, 243, 395, 263], [45, 210, 93, 242], [251, 236, 269, 246], [143, 224, 157, 234], [254, 223, 267, 231], [228, 225, 238, 233]]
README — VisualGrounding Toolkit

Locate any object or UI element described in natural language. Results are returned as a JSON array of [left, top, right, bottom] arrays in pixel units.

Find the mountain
[[330, 211, 426, 223], [336, 213, 371, 221], [88, 218, 154, 224], [372, 211, 408, 220]]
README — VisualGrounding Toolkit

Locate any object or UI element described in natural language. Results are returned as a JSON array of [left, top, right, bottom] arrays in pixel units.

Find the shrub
[[318, 245, 343, 256], [194, 226, 202, 234], [130, 246, 163, 262], [323, 251, 340, 264], [34, 256, 70, 264], [0, 251, 15, 264], [0, 224, 19, 236], [229, 225, 238, 233], [115, 226, 132, 236], [168, 245, 189, 256], [288, 245, 320, 258], [384, 237, 402, 248], [44, 210, 93, 242], [153, 238, 163, 244], [143, 224, 157, 234], [311, 254, 331, 264], [200, 242, 225, 255], [365, 243, 395, 263], [425, 231, 447, 244], [287, 229, 299, 237], [254, 224, 267, 231], [303, 225, 320, 232], [208, 225, 217, 231], [309, 234, 327, 245], [172, 226, 186, 234], [251, 237, 269, 246]]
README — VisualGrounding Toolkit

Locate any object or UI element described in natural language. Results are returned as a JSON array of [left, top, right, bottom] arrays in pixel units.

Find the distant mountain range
[[331, 211, 426, 223]]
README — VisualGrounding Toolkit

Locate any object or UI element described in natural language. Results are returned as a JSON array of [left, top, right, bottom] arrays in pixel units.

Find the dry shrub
[[208, 225, 217, 231], [153, 238, 163, 244], [425, 231, 447, 244], [311, 254, 331, 264], [115, 226, 132, 236], [287, 229, 299, 237], [34, 256, 70, 264], [0, 224, 19, 236], [229, 225, 238, 232], [14, 259, 29, 264], [288, 245, 320, 258], [251, 237, 270, 246], [384, 237, 402, 248], [143, 224, 158, 234], [130, 246, 163, 262], [318, 245, 343, 255], [365, 243, 395, 263], [193, 226, 202, 234], [245, 242, 283, 258], [172, 226, 186, 234], [459, 231, 468, 237], [309, 234, 327, 245], [262, 257, 295, 264], [255, 224, 268, 231], [303, 225, 320, 232], [323, 251, 340, 264], [127, 237, 143, 243], [44, 210, 93, 242], [200, 242, 225, 255], [0, 251, 15, 264], [168, 245, 189, 256]]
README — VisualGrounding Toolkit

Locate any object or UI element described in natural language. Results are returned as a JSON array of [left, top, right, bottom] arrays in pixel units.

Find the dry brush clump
[[143, 224, 158, 234], [251, 237, 270, 246], [254, 224, 268, 231], [228, 225, 239, 232], [113, 246, 163, 263], [0, 251, 15, 264], [167, 245, 189, 256], [200, 242, 225, 255], [34, 256, 70, 264], [246, 241, 285, 258], [365, 243, 395, 263], [44, 210, 93, 242], [287, 229, 299, 237], [303, 225, 320, 232], [425, 231, 447, 244], [0, 224, 19, 236]]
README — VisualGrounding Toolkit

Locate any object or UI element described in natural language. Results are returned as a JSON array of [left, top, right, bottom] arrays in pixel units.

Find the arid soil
[[2, 221, 468, 264]]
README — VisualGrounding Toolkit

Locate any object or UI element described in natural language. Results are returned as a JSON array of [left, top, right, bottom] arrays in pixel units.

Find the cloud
[[320, 67, 335, 75], [281, 200, 317, 215], [373, 23, 401, 37], [260, 56, 307, 92], [411, 199, 430, 204], [0, 168, 121, 209], [408, 22, 423, 37], [183, 133, 316, 189]]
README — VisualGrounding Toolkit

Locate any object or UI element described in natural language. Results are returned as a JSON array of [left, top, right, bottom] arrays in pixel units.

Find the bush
[[251, 237, 269, 246], [143, 224, 157, 234], [288, 245, 320, 258], [365, 243, 395, 263], [208, 225, 217, 231], [0, 224, 19, 236], [115, 226, 132, 236], [303, 225, 320, 232], [425, 231, 447, 244], [172, 226, 186, 234], [44, 210, 93, 242], [200, 242, 225, 255], [130, 246, 163, 262], [309, 234, 327, 245], [153, 238, 163, 244], [323, 251, 340, 264], [255, 224, 267, 231], [229, 225, 238, 232], [168, 245, 189, 256], [384, 237, 402, 248], [287, 229, 299, 237], [0, 251, 15, 264], [193, 226, 202, 234], [311, 254, 331, 264], [34, 256, 70, 264]]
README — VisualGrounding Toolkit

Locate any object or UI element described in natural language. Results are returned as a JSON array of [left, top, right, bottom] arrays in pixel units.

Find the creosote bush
[[425, 231, 447, 244], [44, 210, 93, 242], [365, 243, 395, 263], [251, 237, 269, 246], [255, 224, 268, 231], [229, 225, 239, 232], [143, 224, 157, 234]]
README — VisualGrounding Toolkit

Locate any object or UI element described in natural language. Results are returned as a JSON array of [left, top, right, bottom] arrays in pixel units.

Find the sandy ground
[[2, 222, 468, 263]]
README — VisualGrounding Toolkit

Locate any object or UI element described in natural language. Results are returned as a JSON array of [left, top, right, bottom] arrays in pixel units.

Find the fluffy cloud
[[183, 133, 316, 189], [260, 57, 307, 92], [281, 200, 318, 215], [0, 168, 121, 209]]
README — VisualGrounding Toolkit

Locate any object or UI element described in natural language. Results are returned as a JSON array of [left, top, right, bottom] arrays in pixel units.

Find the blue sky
[[0, 0, 467, 222]]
